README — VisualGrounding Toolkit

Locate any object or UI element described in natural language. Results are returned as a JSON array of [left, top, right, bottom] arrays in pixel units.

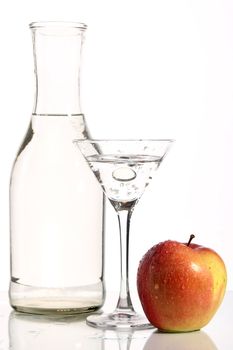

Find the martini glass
[[74, 139, 173, 330]]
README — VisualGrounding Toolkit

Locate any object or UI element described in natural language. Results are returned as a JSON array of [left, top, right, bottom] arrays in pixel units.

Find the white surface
[[0, 0, 233, 293], [0, 291, 233, 349]]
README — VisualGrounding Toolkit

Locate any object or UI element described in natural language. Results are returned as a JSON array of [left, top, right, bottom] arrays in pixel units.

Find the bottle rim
[[29, 21, 87, 30]]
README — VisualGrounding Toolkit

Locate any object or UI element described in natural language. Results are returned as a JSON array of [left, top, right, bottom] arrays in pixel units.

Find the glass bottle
[[9, 22, 105, 314]]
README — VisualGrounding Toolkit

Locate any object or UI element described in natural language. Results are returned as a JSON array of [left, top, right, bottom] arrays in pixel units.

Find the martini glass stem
[[113, 201, 137, 314]]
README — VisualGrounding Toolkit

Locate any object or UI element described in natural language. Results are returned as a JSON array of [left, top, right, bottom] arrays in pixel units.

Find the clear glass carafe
[[9, 22, 105, 314]]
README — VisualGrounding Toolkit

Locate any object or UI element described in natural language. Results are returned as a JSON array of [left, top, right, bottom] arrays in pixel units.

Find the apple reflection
[[143, 330, 218, 350]]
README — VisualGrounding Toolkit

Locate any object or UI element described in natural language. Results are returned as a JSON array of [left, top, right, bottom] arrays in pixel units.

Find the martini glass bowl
[[74, 139, 173, 330]]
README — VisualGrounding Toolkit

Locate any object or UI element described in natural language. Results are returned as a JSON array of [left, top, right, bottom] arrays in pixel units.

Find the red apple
[[137, 235, 227, 332]]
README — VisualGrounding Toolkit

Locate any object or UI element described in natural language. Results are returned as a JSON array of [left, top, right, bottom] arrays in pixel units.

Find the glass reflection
[[89, 329, 154, 350]]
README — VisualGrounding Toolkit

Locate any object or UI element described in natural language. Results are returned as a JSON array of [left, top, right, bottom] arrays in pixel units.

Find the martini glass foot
[[86, 311, 153, 330]]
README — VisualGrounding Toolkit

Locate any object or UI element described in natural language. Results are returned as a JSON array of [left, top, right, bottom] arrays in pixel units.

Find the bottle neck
[[31, 25, 85, 116]]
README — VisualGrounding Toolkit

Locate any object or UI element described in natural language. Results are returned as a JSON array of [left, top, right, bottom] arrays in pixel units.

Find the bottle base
[[11, 302, 100, 316], [9, 280, 104, 315]]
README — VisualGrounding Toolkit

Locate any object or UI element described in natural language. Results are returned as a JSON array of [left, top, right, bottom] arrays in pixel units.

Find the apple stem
[[187, 234, 195, 246]]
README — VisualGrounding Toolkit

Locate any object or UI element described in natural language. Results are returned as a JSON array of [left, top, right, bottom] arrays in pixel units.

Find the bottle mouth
[[29, 21, 87, 30]]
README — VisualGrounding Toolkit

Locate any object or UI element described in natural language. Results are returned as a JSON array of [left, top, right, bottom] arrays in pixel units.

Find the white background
[[0, 0, 233, 298]]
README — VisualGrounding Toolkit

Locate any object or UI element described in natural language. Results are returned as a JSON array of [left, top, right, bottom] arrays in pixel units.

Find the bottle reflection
[[8, 311, 103, 350], [143, 330, 218, 350]]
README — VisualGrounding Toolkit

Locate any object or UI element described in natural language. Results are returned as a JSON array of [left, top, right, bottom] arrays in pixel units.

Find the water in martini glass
[[74, 139, 173, 330], [87, 154, 161, 205]]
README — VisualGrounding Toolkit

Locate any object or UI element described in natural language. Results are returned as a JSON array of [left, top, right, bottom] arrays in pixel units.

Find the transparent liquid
[[9, 115, 105, 314], [87, 154, 161, 203]]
